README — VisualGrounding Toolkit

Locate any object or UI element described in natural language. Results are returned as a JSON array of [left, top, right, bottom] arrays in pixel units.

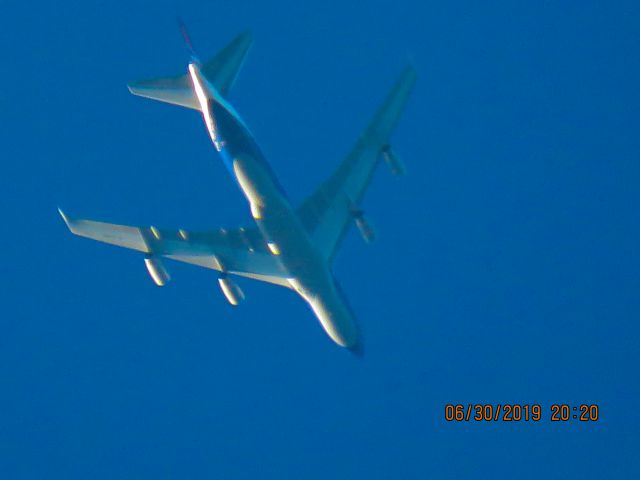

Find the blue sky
[[1, 1, 639, 478]]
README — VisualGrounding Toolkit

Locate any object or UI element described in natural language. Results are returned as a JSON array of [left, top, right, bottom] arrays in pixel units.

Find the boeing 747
[[60, 28, 416, 354]]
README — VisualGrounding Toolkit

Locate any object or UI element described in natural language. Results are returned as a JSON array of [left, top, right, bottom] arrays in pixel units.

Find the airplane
[[59, 27, 416, 355]]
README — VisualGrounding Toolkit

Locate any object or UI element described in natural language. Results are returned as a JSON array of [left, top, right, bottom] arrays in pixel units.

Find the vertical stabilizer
[[127, 30, 253, 110]]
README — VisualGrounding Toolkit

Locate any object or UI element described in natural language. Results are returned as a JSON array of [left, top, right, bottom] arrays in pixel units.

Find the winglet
[[58, 207, 83, 237], [58, 207, 72, 229]]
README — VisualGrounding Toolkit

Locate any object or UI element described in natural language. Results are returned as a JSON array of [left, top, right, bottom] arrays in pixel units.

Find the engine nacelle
[[381, 145, 405, 176], [144, 256, 170, 287], [353, 211, 376, 243], [218, 275, 245, 306]]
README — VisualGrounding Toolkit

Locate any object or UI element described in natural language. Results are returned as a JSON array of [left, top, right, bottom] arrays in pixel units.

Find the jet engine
[[144, 256, 170, 287], [218, 274, 245, 306], [381, 145, 405, 176], [353, 210, 376, 243]]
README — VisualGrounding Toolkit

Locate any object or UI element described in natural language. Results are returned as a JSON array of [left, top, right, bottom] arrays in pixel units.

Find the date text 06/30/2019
[[444, 404, 599, 422]]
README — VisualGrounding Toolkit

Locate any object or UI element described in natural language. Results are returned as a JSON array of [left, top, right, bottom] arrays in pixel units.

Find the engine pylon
[[381, 144, 406, 176], [218, 273, 245, 306], [144, 256, 170, 287], [352, 210, 376, 243]]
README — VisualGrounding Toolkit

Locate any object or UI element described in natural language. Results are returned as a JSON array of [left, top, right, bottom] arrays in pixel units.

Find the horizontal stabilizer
[[127, 30, 253, 110], [128, 74, 198, 110]]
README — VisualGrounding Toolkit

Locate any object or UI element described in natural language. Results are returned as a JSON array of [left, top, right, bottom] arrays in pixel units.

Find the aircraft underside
[[60, 27, 416, 354]]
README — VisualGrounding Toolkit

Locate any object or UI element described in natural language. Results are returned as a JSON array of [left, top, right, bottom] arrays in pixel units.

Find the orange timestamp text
[[444, 404, 599, 422]]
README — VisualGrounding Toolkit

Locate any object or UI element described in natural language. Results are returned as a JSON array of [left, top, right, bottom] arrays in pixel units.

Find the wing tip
[[402, 63, 418, 85], [126, 81, 147, 98], [58, 207, 70, 225], [238, 29, 253, 41], [58, 207, 78, 234]]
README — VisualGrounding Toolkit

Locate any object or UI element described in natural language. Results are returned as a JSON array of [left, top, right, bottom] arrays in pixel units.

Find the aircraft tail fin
[[127, 30, 252, 110]]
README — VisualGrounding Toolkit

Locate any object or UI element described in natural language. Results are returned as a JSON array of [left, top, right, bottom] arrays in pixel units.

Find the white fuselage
[[188, 63, 361, 352]]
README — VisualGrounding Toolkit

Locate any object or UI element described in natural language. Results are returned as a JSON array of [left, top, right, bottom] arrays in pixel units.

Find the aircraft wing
[[127, 30, 252, 110], [297, 66, 417, 263], [58, 209, 291, 288]]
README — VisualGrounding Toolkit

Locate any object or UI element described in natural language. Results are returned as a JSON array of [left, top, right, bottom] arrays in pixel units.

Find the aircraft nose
[[306, 289, 361, 353], [347, 339, 364, 357]]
